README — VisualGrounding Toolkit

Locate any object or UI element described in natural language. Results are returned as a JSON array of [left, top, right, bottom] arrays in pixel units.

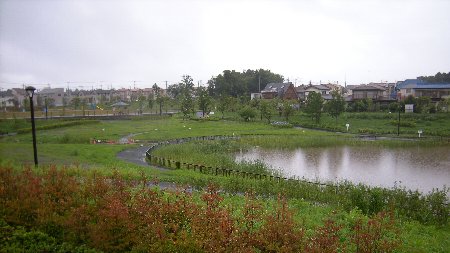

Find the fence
[[1, 110, 173, 120], [145, 135, 332, 186]]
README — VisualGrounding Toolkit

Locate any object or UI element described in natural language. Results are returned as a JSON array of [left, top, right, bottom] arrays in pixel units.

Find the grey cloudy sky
[[1, 0, 449, 90]]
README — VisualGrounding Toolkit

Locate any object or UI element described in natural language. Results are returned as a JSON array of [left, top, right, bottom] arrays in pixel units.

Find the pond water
[[235, 146, 450, 193]]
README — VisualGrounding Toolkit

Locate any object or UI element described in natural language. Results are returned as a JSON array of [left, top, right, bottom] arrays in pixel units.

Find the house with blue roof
[[395, 79, 450, 102]]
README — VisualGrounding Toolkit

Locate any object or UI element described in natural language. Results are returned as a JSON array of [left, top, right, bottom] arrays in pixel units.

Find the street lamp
[[25, 86, 38, 166]]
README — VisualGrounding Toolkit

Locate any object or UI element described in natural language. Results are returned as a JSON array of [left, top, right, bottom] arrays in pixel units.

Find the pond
[[235, 145, 450, 193]]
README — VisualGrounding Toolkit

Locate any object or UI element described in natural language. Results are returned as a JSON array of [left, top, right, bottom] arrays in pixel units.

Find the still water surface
[[235, 146, 450, 193]]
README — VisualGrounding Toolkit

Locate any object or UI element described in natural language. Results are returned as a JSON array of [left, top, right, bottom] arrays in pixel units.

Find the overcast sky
[[1, 0, 449, 90]]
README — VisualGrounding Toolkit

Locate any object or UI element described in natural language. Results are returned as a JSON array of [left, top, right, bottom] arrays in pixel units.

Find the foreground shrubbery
[[0, 165, 401, 252]]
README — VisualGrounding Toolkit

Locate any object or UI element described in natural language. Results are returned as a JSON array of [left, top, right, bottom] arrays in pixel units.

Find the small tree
[[153, 83, 164, 115], [147, 94, 154, 113], [238, 106, 257, 122], [180, 93, 194, 119], [81, 98, 87, 116], [22, 98, 29, 111], [71, 97, 81, 110], [325, 90, 346, 123], [282, 100, 296, 121], [197, 87, 212, 117], [305, 92, 323, 124], [260, 99, 274, 123], [216, 95, 230, 119], [138, 95, 146, 115]]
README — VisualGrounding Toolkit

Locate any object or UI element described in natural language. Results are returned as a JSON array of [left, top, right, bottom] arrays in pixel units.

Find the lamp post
[[25, 86, 38, 166], [395, 87, 401, 136]]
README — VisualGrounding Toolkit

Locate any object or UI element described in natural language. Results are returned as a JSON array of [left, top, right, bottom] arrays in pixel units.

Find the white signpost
[[418, 129, 423, 138], [405, 104, 414, 113], [345, 123, 350, 132]]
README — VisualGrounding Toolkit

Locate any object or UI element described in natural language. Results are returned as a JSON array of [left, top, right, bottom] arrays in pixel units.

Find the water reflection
[[235, 146, 450, 193]]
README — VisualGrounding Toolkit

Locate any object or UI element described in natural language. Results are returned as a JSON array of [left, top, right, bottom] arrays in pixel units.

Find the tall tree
[[305, 92, 324, 124], [207, 69, 284, 98], [325, 90, 346, 123], [153, 83, 164, 115]]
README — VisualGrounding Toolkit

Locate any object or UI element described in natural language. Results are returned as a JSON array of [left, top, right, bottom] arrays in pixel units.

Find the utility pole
[[258, 73, 261, 93]]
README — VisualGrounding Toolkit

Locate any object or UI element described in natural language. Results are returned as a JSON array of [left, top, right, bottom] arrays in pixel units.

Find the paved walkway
[[116, 145, 154, 167]]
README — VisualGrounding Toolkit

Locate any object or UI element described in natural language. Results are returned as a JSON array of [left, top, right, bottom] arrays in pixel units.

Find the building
[[11, 88, 28, 107], [396, 79, 450, 102], [37, 88, 65, 107], [261, 82, 298, 100], [0, 90, 16, 109]]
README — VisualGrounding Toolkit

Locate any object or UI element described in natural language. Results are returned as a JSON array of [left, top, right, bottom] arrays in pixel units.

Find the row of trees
[[207, 69, 284, 97], [418, 72, 450, 83]]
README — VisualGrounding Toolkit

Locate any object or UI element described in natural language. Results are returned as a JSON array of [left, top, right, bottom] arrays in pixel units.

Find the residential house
[[261, 82, 298, 100], [11, 88, 28, 107], [351, 85, 386, 100], [37, 88, 65, 107], [0, 90, 16, 109], [295, 85, 307, 100], [115, 88, 131, 102], [396, 79, 450, 101], [92, 89, 113, 104]]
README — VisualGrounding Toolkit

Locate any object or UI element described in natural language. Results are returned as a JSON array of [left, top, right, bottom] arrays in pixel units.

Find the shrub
[[0, 166, 406, 252]]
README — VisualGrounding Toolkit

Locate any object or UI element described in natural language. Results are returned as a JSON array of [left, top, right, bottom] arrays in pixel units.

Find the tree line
[[418, 72, 450, 83]]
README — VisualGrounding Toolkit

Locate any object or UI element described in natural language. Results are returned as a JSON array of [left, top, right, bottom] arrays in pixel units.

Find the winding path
[[116, 145, 153, 167]]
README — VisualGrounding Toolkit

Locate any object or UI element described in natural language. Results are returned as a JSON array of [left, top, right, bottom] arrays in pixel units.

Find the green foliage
[[238, 106, 257, 121], [304, 91, 324, 123], [418, 71, 450, 83], [208, 69, 284, 98], [180, 92, 194, 119], [0, 220, 98, 253], [325, 90, 346, 122], [259, 99, 275, 123], [0, 167, 404, 253], [196, 87, 212, 117], [281, 100, 296, 121], [70, 97, 81, 110], [215, 95, 230, 119]]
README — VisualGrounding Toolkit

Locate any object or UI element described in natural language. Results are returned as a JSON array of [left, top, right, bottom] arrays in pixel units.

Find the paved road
[[116, 145, 154, 167]]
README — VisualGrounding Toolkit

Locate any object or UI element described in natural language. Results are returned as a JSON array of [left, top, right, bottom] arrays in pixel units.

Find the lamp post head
[[25, 86, 36, 98]]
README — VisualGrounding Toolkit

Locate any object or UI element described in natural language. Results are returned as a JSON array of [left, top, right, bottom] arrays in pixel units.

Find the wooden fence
[[145, 135, 331, 186]]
